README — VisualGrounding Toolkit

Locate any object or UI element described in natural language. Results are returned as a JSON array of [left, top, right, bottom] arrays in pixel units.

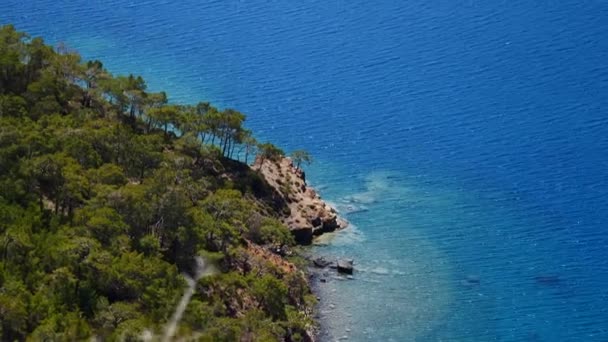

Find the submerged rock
[[341, 204, 369, 215], [460, 275, 481, 288], [337, 259, 354, 275], [534, 275, 560, 286]]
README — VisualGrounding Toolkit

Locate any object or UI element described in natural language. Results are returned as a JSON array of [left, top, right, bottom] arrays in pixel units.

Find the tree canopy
[[0, 25, 314, 341], [290, 150, 313, 170]]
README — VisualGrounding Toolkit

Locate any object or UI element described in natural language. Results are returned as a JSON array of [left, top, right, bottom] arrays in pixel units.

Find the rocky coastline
[[252, 156, 348, 244], [253, 156, 351, 341]]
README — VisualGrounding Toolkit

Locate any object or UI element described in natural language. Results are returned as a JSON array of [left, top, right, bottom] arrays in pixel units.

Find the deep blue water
[[2, 1, 608, 340]]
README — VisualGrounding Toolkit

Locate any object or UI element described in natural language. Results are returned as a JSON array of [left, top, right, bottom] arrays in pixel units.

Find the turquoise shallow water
[[2, 1, 608, 340], [308, 166, 597, 341]]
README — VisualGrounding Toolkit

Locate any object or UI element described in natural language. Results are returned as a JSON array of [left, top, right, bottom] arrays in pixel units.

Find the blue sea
[[2, 1, 608, 340]]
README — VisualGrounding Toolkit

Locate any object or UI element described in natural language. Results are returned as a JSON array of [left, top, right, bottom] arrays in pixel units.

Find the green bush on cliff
[[0, 25, 313, 341]]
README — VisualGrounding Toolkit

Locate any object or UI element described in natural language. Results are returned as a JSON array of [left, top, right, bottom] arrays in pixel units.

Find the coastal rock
[[271, 245, 290, 257], [240, 241, 298, 274], [292, 226, 314, 245], [337, 259, 354, 275], [313, 256, 332, 268], [253, 156, 348, 244]]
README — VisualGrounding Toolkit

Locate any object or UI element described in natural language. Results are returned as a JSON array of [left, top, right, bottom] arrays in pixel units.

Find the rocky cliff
[[252, 156, 348, 244]]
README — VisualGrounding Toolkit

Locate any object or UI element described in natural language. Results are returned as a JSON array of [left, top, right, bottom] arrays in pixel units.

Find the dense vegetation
[[0, 25, 314, 341]]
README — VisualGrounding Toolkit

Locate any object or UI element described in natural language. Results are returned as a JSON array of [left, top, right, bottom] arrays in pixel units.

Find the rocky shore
[[253, 156, 351, 341], [253, 156, 348, 244]]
